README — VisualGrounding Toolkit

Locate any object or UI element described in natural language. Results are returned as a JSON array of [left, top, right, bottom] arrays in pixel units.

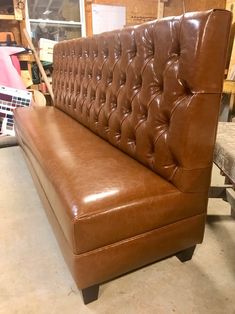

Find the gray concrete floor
[[0, 146, 235, 314]]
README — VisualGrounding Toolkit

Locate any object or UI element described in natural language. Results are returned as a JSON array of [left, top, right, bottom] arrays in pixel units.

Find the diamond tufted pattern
[[53, 10, 231, 193], [14, 9, 232, 301]]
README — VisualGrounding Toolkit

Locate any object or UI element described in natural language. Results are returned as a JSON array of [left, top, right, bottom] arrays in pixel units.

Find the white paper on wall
[[92, 4, 126, 35]]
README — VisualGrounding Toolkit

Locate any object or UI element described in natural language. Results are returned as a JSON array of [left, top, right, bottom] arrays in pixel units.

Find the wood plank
[[0, 14, 16, 20], [85, 1, 93, 37], [157, 0, 164, 19], [226, 0, 235, 23], [13, 0, 23, 20], [223, 80, 235, 93]]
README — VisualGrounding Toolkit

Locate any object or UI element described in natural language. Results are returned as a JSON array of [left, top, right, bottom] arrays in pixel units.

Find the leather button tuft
[[185, 87, 192, 95], [129, 138, 136, 145], [141, 112, 147, 120]]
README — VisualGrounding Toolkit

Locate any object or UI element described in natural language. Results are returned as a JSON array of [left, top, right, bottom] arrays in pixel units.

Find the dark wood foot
[[176, 245, 196, 262], [81, 284, 99, 304], [231, 207, 235, 218], [226, 188, 235, 219]]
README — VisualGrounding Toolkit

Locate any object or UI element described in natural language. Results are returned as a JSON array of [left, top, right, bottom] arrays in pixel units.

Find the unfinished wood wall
[[164, 0, 226, 16], [85, 0, 226, 36], [85, 0, 158, 36]]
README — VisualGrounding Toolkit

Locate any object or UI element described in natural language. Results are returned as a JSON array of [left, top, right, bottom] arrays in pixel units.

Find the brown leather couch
[[14, 9, 231, 304]]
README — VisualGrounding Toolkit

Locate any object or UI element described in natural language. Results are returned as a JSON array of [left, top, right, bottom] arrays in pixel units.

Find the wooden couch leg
[[176, 245, 196, 262], [226, 188, 235, 219], [231, 207, 235, 218], [81, 284, 99, 304]]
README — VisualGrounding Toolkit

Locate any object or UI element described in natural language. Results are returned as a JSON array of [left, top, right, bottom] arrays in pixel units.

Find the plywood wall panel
[[164, 0, 225, 17], [94, 0, 158, 25], [164, 0, 183, 17], [85, 0, 158, 36], [85, 0, 226, 36], [185, 0, 226, 11]]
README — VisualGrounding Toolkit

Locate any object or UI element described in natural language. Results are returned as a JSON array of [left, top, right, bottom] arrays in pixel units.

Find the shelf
[[0, 0, 23, 21], [0, 14, 16, 20]]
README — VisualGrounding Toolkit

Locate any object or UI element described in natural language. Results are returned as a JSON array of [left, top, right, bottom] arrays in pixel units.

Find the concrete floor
[[0, 146, 235, 314]]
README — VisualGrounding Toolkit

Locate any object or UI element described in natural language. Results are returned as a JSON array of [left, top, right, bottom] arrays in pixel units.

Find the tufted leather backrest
[[53, 9, 231, 193]]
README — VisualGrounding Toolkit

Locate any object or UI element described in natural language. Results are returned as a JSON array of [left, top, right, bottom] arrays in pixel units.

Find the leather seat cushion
[[14, 106, 207, 254]]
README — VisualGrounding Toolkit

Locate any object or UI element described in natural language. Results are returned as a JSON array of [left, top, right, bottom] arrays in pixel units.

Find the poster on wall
[[92, 4, 126, 34]]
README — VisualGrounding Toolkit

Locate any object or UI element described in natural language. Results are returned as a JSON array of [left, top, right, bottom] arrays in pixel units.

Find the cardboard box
[[39, 38, 57, 63]]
